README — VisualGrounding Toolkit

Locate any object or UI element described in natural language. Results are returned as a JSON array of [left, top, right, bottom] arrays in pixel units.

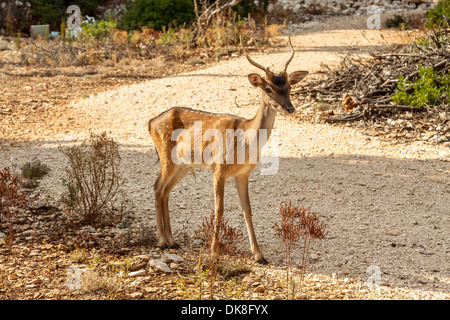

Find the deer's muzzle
[[283, 101, 296, 114]]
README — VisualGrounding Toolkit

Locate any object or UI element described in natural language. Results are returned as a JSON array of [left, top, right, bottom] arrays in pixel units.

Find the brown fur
[[149, 57, 308, 264]]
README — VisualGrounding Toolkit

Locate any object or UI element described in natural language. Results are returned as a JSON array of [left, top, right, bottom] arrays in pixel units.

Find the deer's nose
[[283, 101, 296, 114]]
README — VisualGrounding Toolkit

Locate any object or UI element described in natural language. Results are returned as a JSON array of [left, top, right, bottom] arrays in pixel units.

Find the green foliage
[[82, 19, 118, 40], [385, 14, 406, 29], [120, 0, 196, 31], [30, 0, 64, 29], [392, 66, 450, 107], [20, 160, 50, 180], [30, 0, 98, 30], [233, 0, 269, 17], [426, 0, 450, 28]]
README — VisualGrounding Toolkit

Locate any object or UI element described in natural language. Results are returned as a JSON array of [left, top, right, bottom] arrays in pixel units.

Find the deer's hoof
[[158, 244, 168, 250], [256, 258, 269, 265], [169, 243, 180, 249]]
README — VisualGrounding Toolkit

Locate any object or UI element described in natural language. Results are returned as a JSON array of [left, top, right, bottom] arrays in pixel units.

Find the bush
[[30, 0, 98, 31], [120, 0, 196, 31], [20, 160, 50, 180], [82, 19, 118, 40], [426, 0, 450, 28], [59, 132, 132, 226], [385, 14, 406, 29], [392, 66, 450, 107]]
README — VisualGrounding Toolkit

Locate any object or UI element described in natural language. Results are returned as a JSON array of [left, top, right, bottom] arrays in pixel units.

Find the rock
[[129, 261, 148, 272], [128, 270, 146, 278], [148, 259, 171, 273], [342, 268, 350, 275], [163, 253, 184, 263], [254, 285, 266, 293], [310, 253, 319, 260], [130, 292, 143, 299], [134, 254, 150, 262], [242, 276, 253, 284]]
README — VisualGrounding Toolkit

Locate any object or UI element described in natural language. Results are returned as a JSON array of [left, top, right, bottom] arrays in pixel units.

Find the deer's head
[[243, 36, 308, 114]]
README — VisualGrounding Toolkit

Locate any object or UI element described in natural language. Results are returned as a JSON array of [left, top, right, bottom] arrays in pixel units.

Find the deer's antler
[[240, 36, 271, 75], [283, 35, 295, 72]]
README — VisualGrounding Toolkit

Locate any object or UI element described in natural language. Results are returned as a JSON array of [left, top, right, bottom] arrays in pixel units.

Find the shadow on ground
[[0, 139, 448, 295]]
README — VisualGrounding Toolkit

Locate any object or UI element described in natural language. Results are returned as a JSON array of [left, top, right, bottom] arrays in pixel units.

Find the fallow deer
[[148, 36, 308, 264]]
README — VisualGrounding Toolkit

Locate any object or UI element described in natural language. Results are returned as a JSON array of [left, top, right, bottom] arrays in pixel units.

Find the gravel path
[[1, 26, 449, 298]]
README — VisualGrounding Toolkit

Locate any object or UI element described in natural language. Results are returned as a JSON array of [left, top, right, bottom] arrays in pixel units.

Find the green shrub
[[392, 65, 450, 107], [30, 0, 99, 30], [233, 0, 269, 17], [30, 0, 64, 30], [20, 160, 50, 180], [385, 14, 406, 29], [82, 19, 118, 40], [120, 0, 196, 31], [426, 0, 450, 28]]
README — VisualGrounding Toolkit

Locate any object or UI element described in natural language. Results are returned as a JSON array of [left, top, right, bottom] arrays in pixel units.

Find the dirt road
[[1, 23, 449, 297]]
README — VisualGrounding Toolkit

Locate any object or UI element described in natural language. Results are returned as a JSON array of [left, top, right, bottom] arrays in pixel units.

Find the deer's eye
[[265, 87, 273, 94]]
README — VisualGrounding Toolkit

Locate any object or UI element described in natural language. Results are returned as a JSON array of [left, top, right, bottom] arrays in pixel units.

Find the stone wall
[[269, 0, 438, 16]]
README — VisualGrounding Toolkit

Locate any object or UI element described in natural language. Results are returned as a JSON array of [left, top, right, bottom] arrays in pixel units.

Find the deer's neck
[[247, 94, 277, 137]]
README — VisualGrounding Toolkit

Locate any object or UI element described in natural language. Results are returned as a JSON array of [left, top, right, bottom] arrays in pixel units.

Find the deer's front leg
[[211, 173, 225, 261], [235, 174, 267, 264], [154, 172, 168, 249]]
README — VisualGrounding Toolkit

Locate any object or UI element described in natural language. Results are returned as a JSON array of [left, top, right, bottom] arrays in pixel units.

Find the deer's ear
[[248, 73, 263, 87], [288, 71, 308, 85]]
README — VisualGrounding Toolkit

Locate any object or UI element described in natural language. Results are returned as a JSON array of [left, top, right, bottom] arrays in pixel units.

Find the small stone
[[242, 276, 253, 284], [169, 263, 179, 270], [134, 254, 150, 262], [129, 261, 148, 272], [254, 285, 266, 293], [310, 253, 319, 260], [148, 259, 171, 273], [163, 253, 184, 263], [130, 292, 143, 299], [128, 270, 146, 277], [342, 269, 349, 275]]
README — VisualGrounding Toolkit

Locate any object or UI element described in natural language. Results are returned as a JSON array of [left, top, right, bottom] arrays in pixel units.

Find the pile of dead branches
[[295, 28, 450, 124]]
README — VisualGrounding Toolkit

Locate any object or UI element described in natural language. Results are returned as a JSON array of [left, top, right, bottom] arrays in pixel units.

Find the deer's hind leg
[[161, 167, 189, 248], [154, 160, 180, 249]]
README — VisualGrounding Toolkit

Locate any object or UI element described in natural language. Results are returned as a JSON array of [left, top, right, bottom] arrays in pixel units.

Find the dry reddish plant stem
[[195, 210, 243, 299], [0, 167, 27, 258], [275, 201, 327, 298]]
